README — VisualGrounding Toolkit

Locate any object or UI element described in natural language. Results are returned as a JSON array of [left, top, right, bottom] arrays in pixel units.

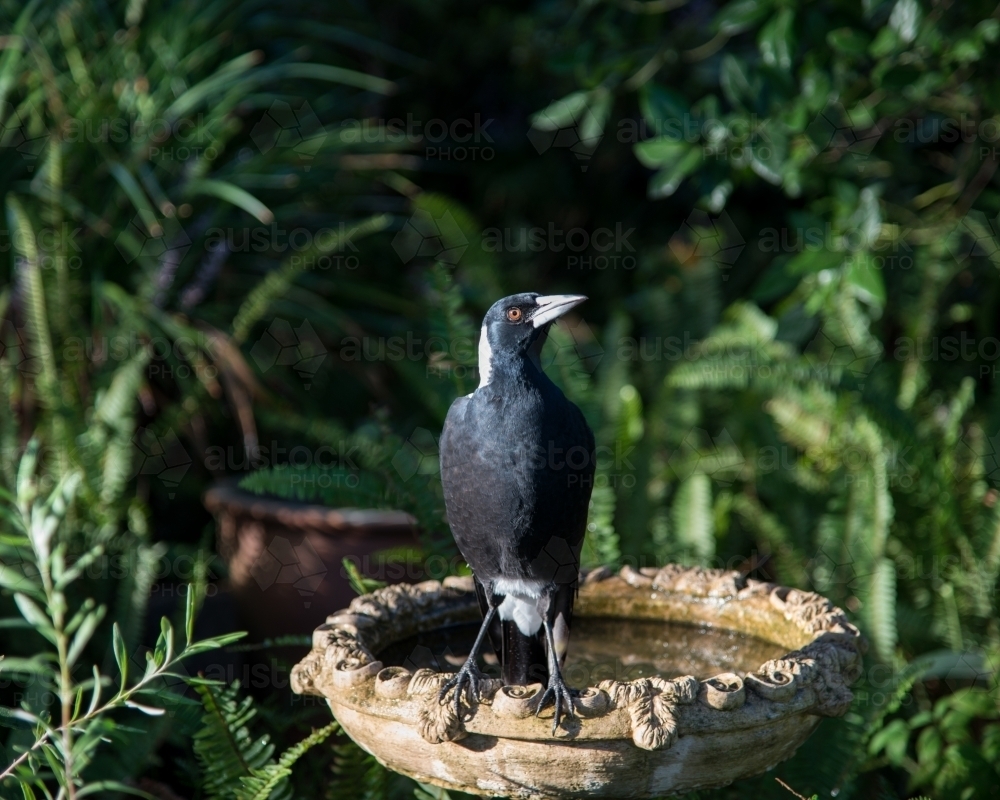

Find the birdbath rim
[[291, 565, 865, 799]]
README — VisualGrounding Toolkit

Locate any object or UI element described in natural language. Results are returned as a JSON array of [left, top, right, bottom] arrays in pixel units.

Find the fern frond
[[730, 493, 809, 587], [193, 681, 278, 800], [329, 738, 389, 800], [6, 195, 58, 410], [866, 557, 898, 662], [239, 465, 390, 509], [581, 483, 620, 568], [238, 722, 339, 800], [672, 473, 714, 564], [232, 214, 390, 343], [425, 262, 478, 397]]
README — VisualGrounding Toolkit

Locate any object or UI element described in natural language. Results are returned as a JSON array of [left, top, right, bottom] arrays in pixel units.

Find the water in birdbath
[[378, 617, 787, 688]]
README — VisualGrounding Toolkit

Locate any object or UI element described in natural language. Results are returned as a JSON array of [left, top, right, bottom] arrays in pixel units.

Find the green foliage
[[193, 680, 339, 800], [330, 737, 390, 800], [4, 0, 1000, 798], [239, 721, 340, 800], [239, 466, 390, 510], [342, 557, 388, 596], [0, 444, 245, 795], [194, 682, 282, 800]]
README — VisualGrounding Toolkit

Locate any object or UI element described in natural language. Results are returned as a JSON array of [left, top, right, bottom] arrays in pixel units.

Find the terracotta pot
[[206, 482, 418, 641]]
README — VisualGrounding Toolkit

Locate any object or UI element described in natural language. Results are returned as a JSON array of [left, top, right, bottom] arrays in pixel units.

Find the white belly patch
[[495, 578, 546, 636]]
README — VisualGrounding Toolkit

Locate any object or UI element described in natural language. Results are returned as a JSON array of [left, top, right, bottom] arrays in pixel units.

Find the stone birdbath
[[291, 565, 864, 798]]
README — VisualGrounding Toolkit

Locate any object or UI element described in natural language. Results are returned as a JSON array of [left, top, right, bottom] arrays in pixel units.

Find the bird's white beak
[[530, 294, 588, 328]]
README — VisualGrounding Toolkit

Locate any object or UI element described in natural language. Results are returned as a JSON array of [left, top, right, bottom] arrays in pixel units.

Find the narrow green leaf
[[263, 62, 396, 95], [86, 664, 102, 716], [67, 606, 105, 666], [634, 137, 691, 169], [19, 782, 38, 800], [531, 92, 589, 131], [112, 622, 128, 689], [184, 179, 273, 224], [166, 50, 265, 118], [107, 162, 162, 238], [0, 656, 53, 676], [185, 583, 197, 646], [648, 148, 703, 199], [714, 0, 769, 35], [77, 781, 157, 799], [0, 562, 37, 594], [14, 593, 54, 640], [124, 700, 166, 716], [181, 630, 248, 657], [0, 705, 37, 729], [638, 83, 690, 132], [153, 617, 172, 667]]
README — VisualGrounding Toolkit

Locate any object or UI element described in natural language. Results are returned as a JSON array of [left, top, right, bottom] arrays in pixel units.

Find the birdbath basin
[[291, 565, 864, 799]]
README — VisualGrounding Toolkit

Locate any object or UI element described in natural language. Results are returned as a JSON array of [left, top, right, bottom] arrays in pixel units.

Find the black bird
[[439, 292, 595, 732]]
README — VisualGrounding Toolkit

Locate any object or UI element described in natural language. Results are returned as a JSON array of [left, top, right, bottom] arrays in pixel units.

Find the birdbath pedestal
[[291, 566, 864, 799]]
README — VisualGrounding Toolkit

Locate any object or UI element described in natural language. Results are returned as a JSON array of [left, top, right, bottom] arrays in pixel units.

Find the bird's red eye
[[506, 307, 523, 322]]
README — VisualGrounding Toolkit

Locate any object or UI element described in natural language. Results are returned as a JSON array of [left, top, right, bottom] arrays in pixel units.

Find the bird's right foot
[[536, 670, 576, 734], [438, 660, 486, 718]]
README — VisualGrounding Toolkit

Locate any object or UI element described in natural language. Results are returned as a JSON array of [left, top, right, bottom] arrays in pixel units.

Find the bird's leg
[[438, 603, 496, 717], [536, 600, 576, 734]]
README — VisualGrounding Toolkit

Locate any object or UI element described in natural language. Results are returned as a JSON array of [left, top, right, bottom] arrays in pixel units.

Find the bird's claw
[[438, 662, 485, 718], [536, 673, 576, 734]]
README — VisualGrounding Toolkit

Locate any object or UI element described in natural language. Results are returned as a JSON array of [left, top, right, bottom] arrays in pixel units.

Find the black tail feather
[[501, 619, 548, 685]]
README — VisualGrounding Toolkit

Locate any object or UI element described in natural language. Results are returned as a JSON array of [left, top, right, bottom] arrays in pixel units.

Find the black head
[[477, 292, 587, 385]]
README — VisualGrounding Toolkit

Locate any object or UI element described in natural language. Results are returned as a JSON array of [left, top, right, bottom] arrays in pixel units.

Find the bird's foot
[[438, 661, 486, 718], [536, 671, 576, 734]]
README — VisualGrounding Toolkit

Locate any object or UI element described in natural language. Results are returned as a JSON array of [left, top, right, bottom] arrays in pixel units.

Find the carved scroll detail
[[292, 566, 865, 750]]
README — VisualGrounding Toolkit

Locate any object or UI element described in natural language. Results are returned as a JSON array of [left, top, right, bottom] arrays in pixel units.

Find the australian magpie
[[438, 292, 595, 732]]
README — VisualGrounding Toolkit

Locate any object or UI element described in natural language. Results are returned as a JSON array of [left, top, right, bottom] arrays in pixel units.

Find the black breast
[[440, 374, 595, 586]]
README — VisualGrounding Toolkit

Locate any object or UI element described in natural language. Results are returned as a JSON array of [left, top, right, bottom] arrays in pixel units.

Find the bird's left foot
[[536, 671, 576, 734], [438, 661, 486, 718]]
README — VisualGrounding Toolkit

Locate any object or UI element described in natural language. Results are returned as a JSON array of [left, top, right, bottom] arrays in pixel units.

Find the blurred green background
[[2, 0, 1000, 797]]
